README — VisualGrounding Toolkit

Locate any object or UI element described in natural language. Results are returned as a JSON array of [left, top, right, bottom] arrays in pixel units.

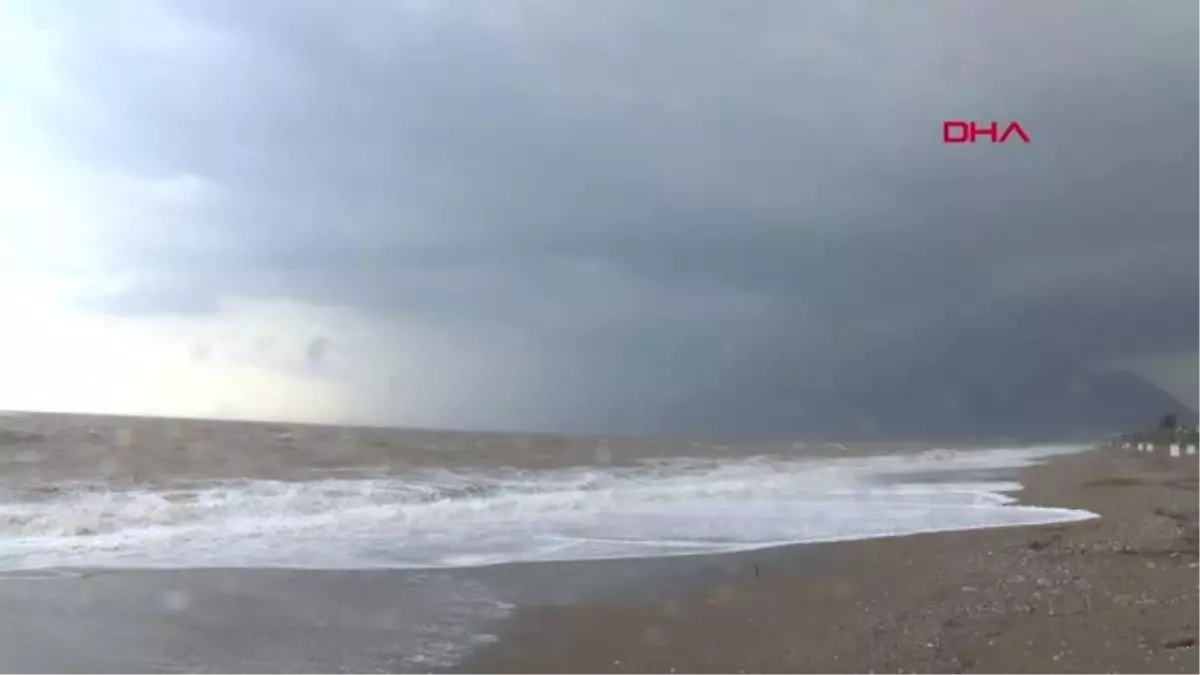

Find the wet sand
[[0, 527, 845, 673], [461, 450, 1199, 673]]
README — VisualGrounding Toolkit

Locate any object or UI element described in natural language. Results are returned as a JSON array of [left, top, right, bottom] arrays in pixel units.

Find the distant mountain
[[896, 368, 1198, 441], [654, 366, 1197, 442]]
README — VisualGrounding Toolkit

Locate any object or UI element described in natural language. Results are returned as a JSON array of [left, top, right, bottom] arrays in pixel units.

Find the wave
[[0, 444, 1094, 570]]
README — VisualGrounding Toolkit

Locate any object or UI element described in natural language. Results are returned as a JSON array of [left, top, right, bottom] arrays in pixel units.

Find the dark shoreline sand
[[460, 450, 1199, 673]]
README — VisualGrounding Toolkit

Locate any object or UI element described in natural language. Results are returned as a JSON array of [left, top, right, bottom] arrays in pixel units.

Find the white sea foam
[[0, 444, 1095, 571]]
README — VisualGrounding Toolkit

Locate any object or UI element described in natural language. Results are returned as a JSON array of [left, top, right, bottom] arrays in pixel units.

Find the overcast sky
[[0, 0, 1195, 436]]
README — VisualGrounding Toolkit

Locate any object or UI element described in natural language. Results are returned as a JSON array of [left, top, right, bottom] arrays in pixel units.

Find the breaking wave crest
[[0, 444, 1095, 570]]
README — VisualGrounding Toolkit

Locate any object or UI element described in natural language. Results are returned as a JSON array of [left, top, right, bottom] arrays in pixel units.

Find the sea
[[0, 413, 1097, 672]]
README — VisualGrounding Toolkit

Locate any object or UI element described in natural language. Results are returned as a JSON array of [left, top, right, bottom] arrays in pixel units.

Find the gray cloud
[[6, 0, 1197, 436]]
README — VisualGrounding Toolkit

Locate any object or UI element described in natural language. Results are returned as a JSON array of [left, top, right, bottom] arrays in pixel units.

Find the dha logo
[[942, 121, 1030, 144]]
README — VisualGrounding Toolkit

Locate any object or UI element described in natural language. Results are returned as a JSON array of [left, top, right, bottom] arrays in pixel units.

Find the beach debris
[[1028, 534, 1062, 551], [1162, 637, 1196, 650]]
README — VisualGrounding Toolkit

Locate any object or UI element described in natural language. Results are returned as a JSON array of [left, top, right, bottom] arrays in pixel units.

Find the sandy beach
[[461, 450, 1199, 673]]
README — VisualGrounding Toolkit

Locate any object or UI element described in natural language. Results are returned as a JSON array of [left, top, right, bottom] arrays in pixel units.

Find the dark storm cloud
[[13, 0, 1198, 435]]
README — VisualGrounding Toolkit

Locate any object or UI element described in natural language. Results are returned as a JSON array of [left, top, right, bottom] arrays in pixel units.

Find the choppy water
[[1, 447, 1096, 571], [0, 413, 1097, 671]]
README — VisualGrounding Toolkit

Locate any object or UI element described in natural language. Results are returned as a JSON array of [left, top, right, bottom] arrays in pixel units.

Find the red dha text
[[942, 121, 1030, 144]]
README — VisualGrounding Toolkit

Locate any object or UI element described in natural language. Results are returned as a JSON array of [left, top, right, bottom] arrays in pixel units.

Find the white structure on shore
[[1124, 438, 1196, 457]]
